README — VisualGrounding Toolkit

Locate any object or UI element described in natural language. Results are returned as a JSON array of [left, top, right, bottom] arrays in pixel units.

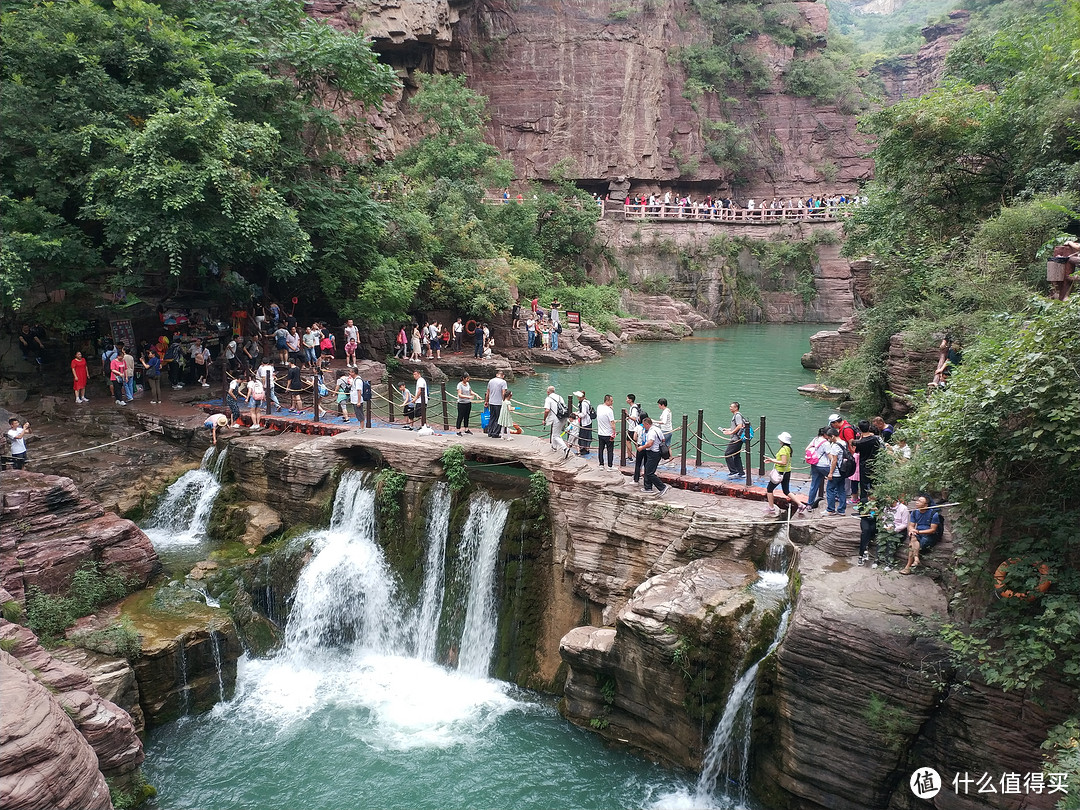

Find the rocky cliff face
[[874, 10, 970, 105], [600, 219, 856, 323], [0, 471, 160, 603], [329, 0, 872, 200]]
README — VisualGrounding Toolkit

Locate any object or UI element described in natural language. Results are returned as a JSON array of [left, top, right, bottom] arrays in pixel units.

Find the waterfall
[[695, 609, 792, 806], [456, 492, 511, 678], [210, 630, 225, 702], [262, 555, 275, 626], [176, 640, 191, 716], [415, 482, 452, 661], [284, 471, 403, 656], [144, 447, 228, 547]]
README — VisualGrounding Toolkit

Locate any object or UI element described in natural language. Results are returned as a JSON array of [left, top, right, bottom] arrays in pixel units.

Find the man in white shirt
[[543, 386, 567, 454], [638, 416, 668, 496], [343, 319, 359, 346], [624, 394, 641, 461], [413, 370, 428, 427], [485, 370, 508, 438], [595, 394, 616, 469], [6, 418, 30, 469], [574, 391, 592, 456], [453, 318, 463, 352], [526, 316, 536, 348], [722, 401, 747, 478]]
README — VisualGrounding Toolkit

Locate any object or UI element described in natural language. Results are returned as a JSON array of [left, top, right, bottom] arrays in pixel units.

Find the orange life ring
[[510, 424, 522, 435], [993, 558, 1051, 600], [465, 320, 477, 334]]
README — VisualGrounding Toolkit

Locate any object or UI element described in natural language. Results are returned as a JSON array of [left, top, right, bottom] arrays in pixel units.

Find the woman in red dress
[[71, 351, 88, 403]]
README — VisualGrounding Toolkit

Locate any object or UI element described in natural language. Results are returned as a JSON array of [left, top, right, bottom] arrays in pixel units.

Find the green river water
[[143, 324, 831, 810], [509, 324, 837, 454]]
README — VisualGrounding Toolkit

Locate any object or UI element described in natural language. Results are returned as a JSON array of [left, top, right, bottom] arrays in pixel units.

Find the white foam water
[[144, 447, 227, 547], [456, 491, 511, 678]]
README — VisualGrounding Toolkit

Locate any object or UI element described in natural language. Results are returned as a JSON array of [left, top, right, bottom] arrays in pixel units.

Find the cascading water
[[210, 630, 225, 703], [415, 482, 451, 661], [694, 609, 791, 808], [456, 492, 511, 678], [144, 447, 228, 547], [283, 471, 402, 655], [175, 641, 191, 717]]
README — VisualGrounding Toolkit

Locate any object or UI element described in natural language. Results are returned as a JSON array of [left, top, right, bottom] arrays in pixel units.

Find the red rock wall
[[0, 471, 160, 603]]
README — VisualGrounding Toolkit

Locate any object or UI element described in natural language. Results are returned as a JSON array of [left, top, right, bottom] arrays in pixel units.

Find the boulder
[[884, 332, 940, 415], [0, 618, 144, 782], [0, 651, 112, 810], [560, 557, 766, 769], [0, 471, 160, 604], [800, 317, 862, 370], [240, 504, 282, 548]]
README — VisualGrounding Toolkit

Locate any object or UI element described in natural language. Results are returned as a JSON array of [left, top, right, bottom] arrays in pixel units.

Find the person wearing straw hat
[[764, 432, 806, 516]]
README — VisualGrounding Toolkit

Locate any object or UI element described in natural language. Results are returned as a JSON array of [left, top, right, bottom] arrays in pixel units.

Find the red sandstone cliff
[[319, 0, 874, 201]]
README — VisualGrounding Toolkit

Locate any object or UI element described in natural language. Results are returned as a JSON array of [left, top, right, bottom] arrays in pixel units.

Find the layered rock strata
[[0, 471, 160, 603], [561, 557, 765, 769]]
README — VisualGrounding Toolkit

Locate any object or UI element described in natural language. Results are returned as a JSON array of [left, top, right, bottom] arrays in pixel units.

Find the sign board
[[110, 319, 135, 351], [566, 310, 581, 326]]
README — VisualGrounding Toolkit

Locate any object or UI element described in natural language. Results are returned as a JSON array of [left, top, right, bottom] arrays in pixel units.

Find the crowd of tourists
[[622, 191, 866, 221]]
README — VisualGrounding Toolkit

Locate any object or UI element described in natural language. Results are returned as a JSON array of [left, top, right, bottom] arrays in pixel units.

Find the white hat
[[573, 391, 584, 398], [778, 432, 792, 444], [828, 413, 841, 422]]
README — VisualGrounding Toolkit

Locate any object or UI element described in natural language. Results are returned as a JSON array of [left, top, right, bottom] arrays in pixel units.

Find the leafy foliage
[[873, 297, 1080, 693], [440, 445, 470, 492], [25, 562, 132, 643]]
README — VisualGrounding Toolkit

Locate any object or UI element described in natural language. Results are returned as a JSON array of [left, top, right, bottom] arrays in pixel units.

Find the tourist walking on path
[[632, 411, 649, 484], [638, 416, 668, 496], [595, 395, 616, 469], [456, 374, 479, 434], [123, 345, 135, 401], [246, 375, 265, 430], [413, 370, 428, 426], [473, 323, 485, 358], [764, 432, 805, 516], [823, 428, 847, 515], [284, 361, 305, 413], [410, 325, 422, 362], [624, 394, 641, 461], [722, 402, 747, 478], [335, 371, 353, 421], [544, 386, 568, 454], [141, 350, 162, 404], [805, 428, 829, 509], [575, 391, 592, 456], [485, 370, 508, 438], [110, 347, 127, 405], [71, 352, 88, 403], [497, 390, 515, 439], [6, 418, 31, 469], [399, 383, 416, 429]]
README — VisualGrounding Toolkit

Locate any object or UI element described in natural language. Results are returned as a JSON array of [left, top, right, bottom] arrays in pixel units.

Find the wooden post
[[420, 386, 427, 427], [758, 415, 767, 476], [680, 414, 688, 477], [313, 376, 320, 423], [365, 398, 371, 428], [265, 369, 273, 416], [745, 440, 752, 488], [440, 383, 449, 430], [695, 409, 704, 468], [388, 382, 395, 424], [619, 409, 627, 468]]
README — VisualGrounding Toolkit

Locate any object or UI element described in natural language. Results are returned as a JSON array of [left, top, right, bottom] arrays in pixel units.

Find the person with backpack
[[805, 427, 830, 509], [544, 386, 569, 455], [637, 416, 669, 497], [575, 391, 593, 456], [829, 413, 856, 451], [335, 371, 353, 422], [722, 402, 748, 479], [823, 427, 848, 515], [901, 495, 942, 574]]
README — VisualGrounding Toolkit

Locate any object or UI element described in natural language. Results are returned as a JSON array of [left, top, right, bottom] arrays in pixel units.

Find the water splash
[[456, 492, 511, 678], [415, 482, 451, 661], [284, 471, 402, 656], [144, 447, 228, 547], [695, 610, 792, 806]]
